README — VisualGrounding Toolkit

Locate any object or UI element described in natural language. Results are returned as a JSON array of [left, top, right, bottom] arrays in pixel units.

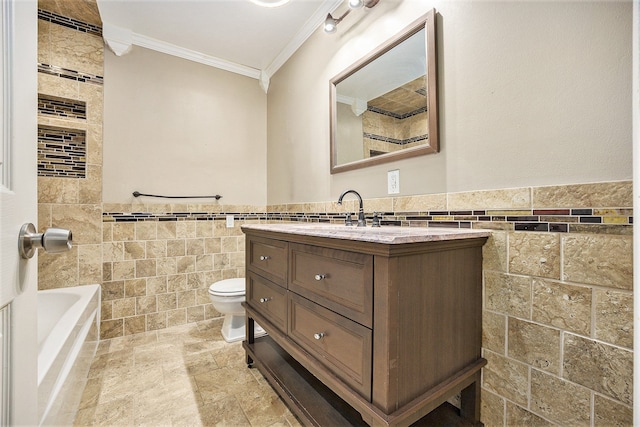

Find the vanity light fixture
[[324, 0, 379, 34]]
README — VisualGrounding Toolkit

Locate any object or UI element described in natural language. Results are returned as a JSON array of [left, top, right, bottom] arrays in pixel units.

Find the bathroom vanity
[[242, 224, 489, 426]]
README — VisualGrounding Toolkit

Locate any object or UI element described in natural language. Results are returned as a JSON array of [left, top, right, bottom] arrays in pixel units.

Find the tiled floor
[[74, 318, 301, 426]]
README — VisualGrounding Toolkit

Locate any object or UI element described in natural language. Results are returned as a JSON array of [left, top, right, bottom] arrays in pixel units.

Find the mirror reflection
[[330, 10, 438, 173]]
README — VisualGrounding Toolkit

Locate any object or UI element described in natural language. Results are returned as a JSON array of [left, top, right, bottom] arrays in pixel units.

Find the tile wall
[[37, 8, 104, 291]]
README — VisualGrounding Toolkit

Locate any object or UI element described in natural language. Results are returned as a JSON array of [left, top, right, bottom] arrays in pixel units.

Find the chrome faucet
[[337, 190, 366, 227]]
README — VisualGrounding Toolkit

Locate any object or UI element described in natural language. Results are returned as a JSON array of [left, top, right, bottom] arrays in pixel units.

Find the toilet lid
[[209, 278, 245, 297]]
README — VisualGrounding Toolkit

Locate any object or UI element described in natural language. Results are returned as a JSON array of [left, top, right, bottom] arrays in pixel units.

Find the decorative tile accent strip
[[38, 63, 104, 86], [102, 208, 632, 235], [367, 105, 428, 120], [37, 9, 102, 37], [38, 94, 87, 120], [38, 125, 86, 178], [364, 133, 428, 145]]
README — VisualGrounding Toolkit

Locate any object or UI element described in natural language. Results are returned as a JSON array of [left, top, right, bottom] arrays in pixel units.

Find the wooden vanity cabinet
[[242, 227, 487, 426]]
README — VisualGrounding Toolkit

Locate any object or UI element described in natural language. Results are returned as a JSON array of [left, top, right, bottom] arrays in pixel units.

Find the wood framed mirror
[[330, 9, 438, 174]]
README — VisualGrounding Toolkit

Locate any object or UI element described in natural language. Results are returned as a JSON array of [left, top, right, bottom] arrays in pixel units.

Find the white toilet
[[208, 278, 265, 343]]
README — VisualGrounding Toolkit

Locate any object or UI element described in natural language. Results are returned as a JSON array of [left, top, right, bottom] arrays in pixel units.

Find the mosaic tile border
[[38, 125, 86, 178], [103, 208, 632, 235], [368, 105, 428, 120], [38, 94, 87, 120], [364, 133, 428, 145], [38, 63, 104, 86], [38, 9, 102, 37]]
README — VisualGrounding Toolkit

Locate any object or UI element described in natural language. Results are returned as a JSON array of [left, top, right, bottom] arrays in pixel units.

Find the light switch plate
[[388, 169, 400, 194], [226, 215, 234, 228]]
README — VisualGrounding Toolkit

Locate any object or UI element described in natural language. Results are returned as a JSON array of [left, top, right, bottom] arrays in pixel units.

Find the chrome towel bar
[[132, 191, 222, 200]]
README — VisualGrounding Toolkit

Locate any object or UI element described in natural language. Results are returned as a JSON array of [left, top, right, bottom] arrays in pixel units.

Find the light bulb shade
[[323, 13, 337, 33], [348, 0, 364, 9]]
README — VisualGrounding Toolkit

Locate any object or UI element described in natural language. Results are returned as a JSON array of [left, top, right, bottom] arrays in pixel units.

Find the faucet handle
[[372, 212, 381, 227], [345, 213, 353, 226]]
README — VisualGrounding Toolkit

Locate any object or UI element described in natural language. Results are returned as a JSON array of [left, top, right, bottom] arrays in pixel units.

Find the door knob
[[19, 223, 72, 259]]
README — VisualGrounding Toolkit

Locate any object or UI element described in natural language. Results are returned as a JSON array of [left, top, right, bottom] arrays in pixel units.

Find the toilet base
[[221, 314, 266, 343]]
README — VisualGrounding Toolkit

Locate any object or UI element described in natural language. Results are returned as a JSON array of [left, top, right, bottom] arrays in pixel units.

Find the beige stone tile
[[74, 396, 133, 426], [157, 257, 177, 276], [214, 253, 231, 270], [448, 187, 531, 210], [101, 300, 112, 321], [101, 281, 124, 302], [481, 350, 529, 406], [147, 276, 167, 295], [38, 203, 52, 230], [177, 256, 196, 274], [563, 333, 632, 405], [393, 193, 447, 211], [195, 396, 251, 426], [482, 231, 507, 273], [229, 251, 245, 269], [594, 394, 632, 427], [102, 222, 112, 243], [135, 221, 157, 241], [177, 290, 196, 308], [124, 316, 146, 336], [532, 181, 632, 208], [221, 236, 239, 253], [49, 24, 103, 76], [594, 289, 633, 349], [100, 319, 123, 340], [51, 204, 102, 245], [78, 166, 102, 204], [196, 221, 214, 237], [124, 278, 147, 298], [508, 317, 560, 374], [38, 176, 78, 204], [482, 310, 505, 355], [506, 402, 553, 426], [167, 239, 186, 257], [146, 240, 166, 258], [112, 260, 135, 280], [236, 384, 292, 427], [157, 293, 177, 312], [508, 232, 560, 279], [563, 234, 632, 290], [80, 84, 104, 126], [187, 306, 205, 323], [136, 296, 158, 315], [38, 72, 80, 99], [124, 241, 145, 260], [38, 247, 78, 289], [79, 260, 102, 285], [363, 197, 393, 213], [176, 221, 197, 238], [102, 242, 123, 262], [136, 259, 157, 278], [112, 297, 136, 318], [480, 388, 504, 427], [186, 238, 205, 255], [532, 279, 592, 335], [196, 254, 213, 271], [112, 222, 135, 241], [102, 262, 112, 282], [167, 308, 187, 327], [85, 124, 103, 165], [157, 221, 177, 239], [205, 237, 222, 255], [194, 365, 258, 402], [530, 369, 590, 425], [484, 272, 531, 319], [146, 312, 167, 331], [168, 274, 188, 292]]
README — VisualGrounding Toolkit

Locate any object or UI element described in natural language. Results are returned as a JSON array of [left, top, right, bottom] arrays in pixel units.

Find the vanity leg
[[246, 316, 255, 368], [460, 372, 482, 425]]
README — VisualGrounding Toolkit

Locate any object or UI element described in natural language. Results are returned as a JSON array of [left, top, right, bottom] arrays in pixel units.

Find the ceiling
[[93, 0, 342, 87]]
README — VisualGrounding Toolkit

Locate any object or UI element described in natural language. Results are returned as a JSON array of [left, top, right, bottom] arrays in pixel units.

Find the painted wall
[[103, 47, 268, 206], [267, 0, 632, 204]]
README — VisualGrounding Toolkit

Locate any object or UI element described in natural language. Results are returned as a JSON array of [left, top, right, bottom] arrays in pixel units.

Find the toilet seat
[[208, 278, 245, 297]]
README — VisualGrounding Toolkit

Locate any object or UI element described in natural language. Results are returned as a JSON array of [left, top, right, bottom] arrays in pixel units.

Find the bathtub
[[37, 284, 100, 426]]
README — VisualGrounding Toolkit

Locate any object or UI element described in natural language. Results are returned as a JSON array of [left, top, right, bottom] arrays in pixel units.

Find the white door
[[0, 0, 38, 424]]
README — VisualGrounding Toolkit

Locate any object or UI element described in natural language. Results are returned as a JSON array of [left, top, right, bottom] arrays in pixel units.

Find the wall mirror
[[330, 9, 438, 174]]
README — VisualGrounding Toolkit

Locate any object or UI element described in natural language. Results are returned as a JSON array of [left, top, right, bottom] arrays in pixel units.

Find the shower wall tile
[[530, 369, 591, 426], [531, 279, 592, 336], [594, 289, 633, 348], [593, 395, 633, 426]]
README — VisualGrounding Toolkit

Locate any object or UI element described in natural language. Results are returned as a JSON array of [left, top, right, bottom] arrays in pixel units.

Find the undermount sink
[[242, 223, 491, 244]]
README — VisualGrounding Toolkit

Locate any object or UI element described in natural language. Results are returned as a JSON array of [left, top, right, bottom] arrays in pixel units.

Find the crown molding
[[264, 0, 343, 78], [131, 33, 262, 80]]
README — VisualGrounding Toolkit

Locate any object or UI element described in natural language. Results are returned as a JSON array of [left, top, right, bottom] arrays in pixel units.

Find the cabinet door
[[247, 272, 287, 333], [289, 243, 373, 327], [247, 236, 288, 286], [289, 293, 372, 400]]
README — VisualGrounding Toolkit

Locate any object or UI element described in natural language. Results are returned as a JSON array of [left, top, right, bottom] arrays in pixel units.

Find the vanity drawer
[[289, 243, 373, 327], [288, 293, 372, 400], [247, 236, 288, 286], [247, 271, 287, 333]]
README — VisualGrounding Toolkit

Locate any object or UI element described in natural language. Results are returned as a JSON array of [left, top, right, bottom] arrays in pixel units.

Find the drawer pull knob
[[313, 332, 325, 340], [259, 297, 271, 303], [259, 255, 270, 261], [314, 274, 327, 281]]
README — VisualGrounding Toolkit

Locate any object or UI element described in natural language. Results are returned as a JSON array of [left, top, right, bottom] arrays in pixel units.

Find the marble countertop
[[241, 223, 491, 244]]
